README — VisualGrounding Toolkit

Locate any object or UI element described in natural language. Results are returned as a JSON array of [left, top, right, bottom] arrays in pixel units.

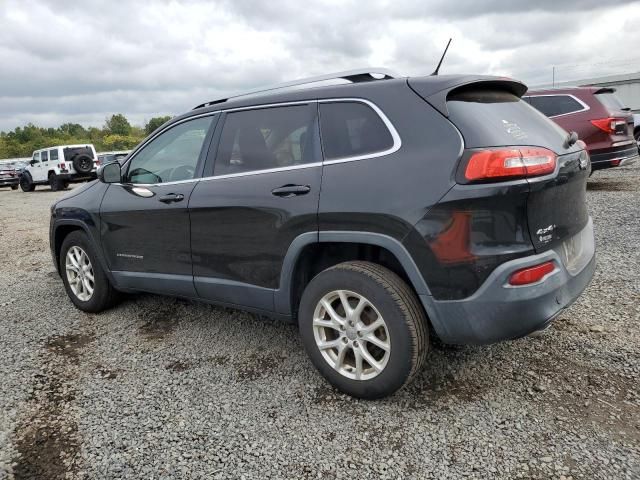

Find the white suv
[[20, 144, 98, 192]]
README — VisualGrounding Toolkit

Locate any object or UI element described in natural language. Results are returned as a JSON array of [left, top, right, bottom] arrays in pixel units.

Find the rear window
[[447, 89, 568, 150], [319, 102, 394, 160], [525, 95, 585, 117], [595, 92, 626, 112]]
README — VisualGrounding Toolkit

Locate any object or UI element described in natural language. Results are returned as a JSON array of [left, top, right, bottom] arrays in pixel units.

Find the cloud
[[1, 0, 639, 131]]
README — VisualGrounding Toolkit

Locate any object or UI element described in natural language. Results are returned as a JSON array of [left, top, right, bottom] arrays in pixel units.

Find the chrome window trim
[[123, 98, 401, 186], [523, 93, 590, 119]]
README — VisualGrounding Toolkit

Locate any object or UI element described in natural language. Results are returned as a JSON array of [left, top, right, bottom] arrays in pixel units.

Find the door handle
[[158, 193, 185, 203], [271, 184, 311, 198]]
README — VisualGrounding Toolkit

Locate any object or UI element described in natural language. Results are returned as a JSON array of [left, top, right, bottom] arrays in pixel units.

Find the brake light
[[590, 117, 626, 134], [58, 163, 66, 169], [464, 147, 556, 182], [508, 261, 555, 286]]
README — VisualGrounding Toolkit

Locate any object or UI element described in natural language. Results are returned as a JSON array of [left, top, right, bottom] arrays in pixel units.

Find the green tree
[[145, 115, 172, 135], [105, 114, 132, 136]]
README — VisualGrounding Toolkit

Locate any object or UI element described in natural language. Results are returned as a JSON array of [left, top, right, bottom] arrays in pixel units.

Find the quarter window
[[319, 102, 394, 160], [214, 104, 317, 176], [125, 116, 213, 184], [50, 149, 59, 161], [525, 95, 585, 117]]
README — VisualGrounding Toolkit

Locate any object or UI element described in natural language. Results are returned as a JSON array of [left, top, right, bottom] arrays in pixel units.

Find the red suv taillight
[[464, 147, 557, 182], [58, 163, 66, 169], [590, 117, 626, 134]]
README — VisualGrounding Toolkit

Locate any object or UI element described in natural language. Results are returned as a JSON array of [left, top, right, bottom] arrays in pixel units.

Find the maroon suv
[[525, 87, 638, 172]]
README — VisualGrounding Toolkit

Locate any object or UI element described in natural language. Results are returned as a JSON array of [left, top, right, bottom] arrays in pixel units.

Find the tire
[[49, 173, 64, 191], [19, 173, 35, 192], [59, 231, 120, 313], [71, 154, 93, 174], [299, 261, 428, 399], [11, 185, 18, 190]]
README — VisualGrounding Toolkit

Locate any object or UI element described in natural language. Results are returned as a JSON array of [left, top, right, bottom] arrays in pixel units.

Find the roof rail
[[193, 68, 400, 110]]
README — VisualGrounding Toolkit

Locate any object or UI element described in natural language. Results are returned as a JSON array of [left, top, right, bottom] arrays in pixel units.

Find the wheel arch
[[275, 231, 431, 319], [52, 220, 114, 284]]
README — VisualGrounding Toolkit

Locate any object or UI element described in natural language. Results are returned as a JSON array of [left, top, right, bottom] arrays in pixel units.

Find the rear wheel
[[299, 261, 428, 399], [19, 173, 35, 192], [49, 173, 64, 191], [60, 231, 120, 312]]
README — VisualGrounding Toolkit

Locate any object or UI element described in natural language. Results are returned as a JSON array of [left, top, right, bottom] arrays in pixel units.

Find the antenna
[[431, 38, 452, 76]]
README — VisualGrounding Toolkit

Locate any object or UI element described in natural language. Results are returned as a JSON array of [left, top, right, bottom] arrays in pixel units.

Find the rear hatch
[[411, 78, 590, 255], [593, 88, 635, 139]]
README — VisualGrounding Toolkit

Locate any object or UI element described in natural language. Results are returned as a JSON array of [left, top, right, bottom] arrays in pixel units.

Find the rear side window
[[447, 88, 568, 150], [214, 104, 317, 176], [50, 149, 59, 161], [525, 95, 585, 117], [595, 92, 626, 112], [319, 102, 394, 160], [41, 151, 49, 161]]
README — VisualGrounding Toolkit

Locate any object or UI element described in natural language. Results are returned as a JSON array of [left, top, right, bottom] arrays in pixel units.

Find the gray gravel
[[0, 164, 639, 479]]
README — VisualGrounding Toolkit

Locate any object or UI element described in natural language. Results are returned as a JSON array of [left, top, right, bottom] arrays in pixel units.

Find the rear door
[[100, 115, 217, 296], [189, 103, 322, 312]]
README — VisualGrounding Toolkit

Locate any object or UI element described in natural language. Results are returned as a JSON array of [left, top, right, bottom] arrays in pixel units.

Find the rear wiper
[[564, 131, 579, 149]]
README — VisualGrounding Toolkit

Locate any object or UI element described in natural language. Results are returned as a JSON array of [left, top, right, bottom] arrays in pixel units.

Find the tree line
[[0, 114, 173, 159]]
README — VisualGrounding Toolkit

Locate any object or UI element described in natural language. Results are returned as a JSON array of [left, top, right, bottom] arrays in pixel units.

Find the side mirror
[[98, 162, 121, 183], [30, 160, 37, 166]]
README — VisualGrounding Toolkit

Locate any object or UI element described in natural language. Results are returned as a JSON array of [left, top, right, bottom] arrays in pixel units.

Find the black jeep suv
[[50, 70, 595, 398]]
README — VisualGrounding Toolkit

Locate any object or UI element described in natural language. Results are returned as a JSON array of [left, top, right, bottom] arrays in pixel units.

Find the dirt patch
[[96, 365, 119, 380], [207, 354, 229, 366], [236, 352, 285, 381], [165, 360, 192, 372], [587, 180, 634, 192], [13, 332, 93, 479], [46, 333, 94, 364], [137, 301, 182, 340]]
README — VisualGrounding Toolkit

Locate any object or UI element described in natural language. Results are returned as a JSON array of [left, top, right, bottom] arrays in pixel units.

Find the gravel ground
[[0, 164, 638, 480]]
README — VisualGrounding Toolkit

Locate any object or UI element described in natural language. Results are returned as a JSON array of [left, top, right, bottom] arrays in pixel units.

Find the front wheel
[[60, 231, 119, 312], [299, 261, 429, 399], [19, 174, 35, 192]]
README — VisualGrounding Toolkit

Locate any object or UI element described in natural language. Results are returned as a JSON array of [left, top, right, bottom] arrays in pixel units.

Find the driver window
[[125, 116, 213, 184]]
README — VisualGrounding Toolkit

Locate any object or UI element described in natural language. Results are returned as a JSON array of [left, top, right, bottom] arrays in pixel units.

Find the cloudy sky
[[1, 0, 640, 131]]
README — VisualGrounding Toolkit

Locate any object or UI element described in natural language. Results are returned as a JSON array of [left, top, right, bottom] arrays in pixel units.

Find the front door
[[100, 115, 217, 297], [189, 103, 322, 312], [30, 152, 44, 181]]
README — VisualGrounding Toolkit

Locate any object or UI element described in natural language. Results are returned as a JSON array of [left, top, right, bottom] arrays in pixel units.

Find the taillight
[[508, 261, 556, 286], [464, 147, 556, 182], [58, 163, 66, 169], [590, 117, 626, 134]]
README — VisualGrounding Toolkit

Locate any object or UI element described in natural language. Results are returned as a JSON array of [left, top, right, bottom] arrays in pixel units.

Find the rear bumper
[[0, 177, 19, 186], [422, 218, 595, 345], [590, 144, 638, 170], [57, 171, 97, 182]]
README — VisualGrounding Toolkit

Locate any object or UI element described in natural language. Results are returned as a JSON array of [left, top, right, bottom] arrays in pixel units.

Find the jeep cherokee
[[49, 70, 596, 399]]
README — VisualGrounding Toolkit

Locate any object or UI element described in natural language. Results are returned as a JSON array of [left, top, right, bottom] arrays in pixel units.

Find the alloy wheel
[[313, 290, 390, 380], [65, 246, 95, 301]]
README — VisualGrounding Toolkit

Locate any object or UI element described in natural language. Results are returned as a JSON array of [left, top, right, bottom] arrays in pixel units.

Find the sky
[[1, 0, 640, 132]]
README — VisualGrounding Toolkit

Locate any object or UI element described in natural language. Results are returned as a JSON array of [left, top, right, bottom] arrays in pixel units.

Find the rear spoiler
[[408, 75, 528, 117], [593, 87, 616, 95]]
